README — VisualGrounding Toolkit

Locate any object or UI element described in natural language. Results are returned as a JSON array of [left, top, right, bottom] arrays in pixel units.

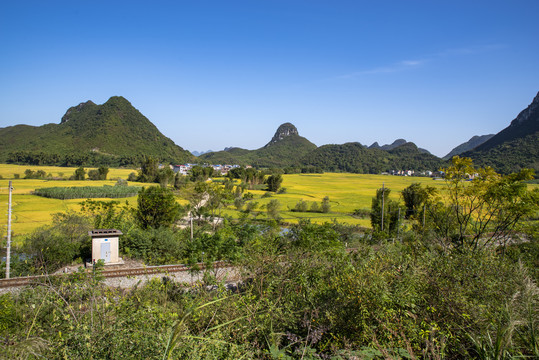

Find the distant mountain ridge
[[191, 150, 214, 157], [463, 91, 539, 173], [369, 139, 432, 154], [443, 134, 495, 160], [2, 92, 536, 173], [0, 96, 195, 166]]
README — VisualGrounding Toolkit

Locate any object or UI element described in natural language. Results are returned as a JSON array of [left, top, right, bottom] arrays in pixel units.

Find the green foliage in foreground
[[34, 185, 142, 199], [1, 225, 538, 359], [2, 159, 538, 358]]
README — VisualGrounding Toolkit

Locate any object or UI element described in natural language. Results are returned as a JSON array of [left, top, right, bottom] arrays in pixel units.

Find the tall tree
[[401, 182, 430, 219], [423, 156, 539, 251], [137, 156, 159, 183], [135, 186, 182, 229], [266, 174, 283, 192]]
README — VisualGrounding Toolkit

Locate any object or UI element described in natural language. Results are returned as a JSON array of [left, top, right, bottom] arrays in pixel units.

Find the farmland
[[0, 165, 147, 239], [2, 164, 537, 239], [221, 172, 448, 227], [1, 164, 446, 238]]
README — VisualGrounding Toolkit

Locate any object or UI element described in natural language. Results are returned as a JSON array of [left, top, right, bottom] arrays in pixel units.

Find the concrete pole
[[381, 183, 385, 232], [6, 181, 13, 279], [190, 216, 193, 240]]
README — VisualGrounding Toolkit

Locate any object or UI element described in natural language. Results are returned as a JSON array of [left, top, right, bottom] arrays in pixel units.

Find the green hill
[[0, 96, 195, 166], [200, 123, 318, 167], [443, 134, 495, 160], [301, 141, 444, 174], [463, 91, 539, 173]]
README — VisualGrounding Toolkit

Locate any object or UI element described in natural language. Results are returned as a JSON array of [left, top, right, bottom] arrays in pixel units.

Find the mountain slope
[[443, 134, 495, 160], [200, 123, 317, 167], [0, 96, 195, 166], [463, 91, 539, 173]]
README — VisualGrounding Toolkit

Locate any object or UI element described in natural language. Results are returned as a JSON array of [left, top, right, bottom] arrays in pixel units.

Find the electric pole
[[6, 181, 13, 279], [381, 182, 385, 232]]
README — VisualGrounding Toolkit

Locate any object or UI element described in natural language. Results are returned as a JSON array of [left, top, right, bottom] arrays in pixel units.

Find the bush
[[352, 208, 370, 218], [293, 199, 309, 212], [23, 212, 92, 273], [121, 227, 186, 264], [321, 196, 331, 213]]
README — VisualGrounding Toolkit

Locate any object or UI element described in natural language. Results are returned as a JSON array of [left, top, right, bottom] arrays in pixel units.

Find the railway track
[[1, 248, 361, 290], [0, 261, 229, 289]]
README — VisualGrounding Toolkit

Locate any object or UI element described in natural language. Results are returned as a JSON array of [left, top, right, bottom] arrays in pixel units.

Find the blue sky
[[1, 1, 538, 158]]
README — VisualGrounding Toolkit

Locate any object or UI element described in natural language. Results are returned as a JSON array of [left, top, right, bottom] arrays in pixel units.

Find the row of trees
[[6, 150, 151, 167], [70, 166, 109, 180]]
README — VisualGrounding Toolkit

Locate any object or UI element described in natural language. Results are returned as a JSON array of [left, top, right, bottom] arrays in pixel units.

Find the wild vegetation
[[1, 157, 538, 358]]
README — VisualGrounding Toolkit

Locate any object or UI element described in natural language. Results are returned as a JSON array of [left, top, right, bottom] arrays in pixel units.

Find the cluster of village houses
[[161, 163, 445, 178], [384, 170, 442, 177], [167, 164, 246, 176]]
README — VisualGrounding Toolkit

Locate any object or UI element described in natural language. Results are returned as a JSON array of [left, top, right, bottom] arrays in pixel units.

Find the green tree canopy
[[135, 186, 182, 229], [266, 174, 283, 192]]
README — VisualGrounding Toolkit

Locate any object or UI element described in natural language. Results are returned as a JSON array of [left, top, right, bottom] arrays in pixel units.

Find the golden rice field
[[0, 164, 147, 242], [1, 164, 536, 241], [222, 173, 449, 227]]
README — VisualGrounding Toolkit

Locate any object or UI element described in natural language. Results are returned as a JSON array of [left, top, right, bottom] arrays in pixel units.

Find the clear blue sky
[[1, 1, 538, 157]]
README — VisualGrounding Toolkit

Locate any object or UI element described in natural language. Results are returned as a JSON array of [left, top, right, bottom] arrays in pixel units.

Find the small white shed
[[89, 229, 123, 265]]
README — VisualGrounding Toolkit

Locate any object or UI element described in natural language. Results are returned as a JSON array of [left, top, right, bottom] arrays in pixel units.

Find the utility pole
[[6, 181, 13, 279], [397, 207, 401, 242], [423, 204, 426, 228], [381, 183, 385, 232]]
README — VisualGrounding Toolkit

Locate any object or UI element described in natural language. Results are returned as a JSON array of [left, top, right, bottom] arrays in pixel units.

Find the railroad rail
[[0, 260, 229, 289]]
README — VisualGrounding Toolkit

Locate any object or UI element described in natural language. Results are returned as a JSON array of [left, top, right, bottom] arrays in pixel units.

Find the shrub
[[352, 208, 370, 218], [293, 199, 309, 212], [321, 196, 331, 213]]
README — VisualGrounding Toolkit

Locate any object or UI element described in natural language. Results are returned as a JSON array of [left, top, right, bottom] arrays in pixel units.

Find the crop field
[[2, 166, 537, 240], [0, 165, 148, 241], [0, 164, 136, 180], [222, 173, 450, 226]]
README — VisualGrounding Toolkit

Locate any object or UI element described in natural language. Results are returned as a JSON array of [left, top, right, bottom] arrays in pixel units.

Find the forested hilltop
[[200, 123, 318, 168], [300, 141, 444, 173], [0, 96, 195, 167]]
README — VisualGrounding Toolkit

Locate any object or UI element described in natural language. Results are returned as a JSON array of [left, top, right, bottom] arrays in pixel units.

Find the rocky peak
[[265, 123, 299, 146], [61, 100, 96, 123], [510, 91, 539, 127]]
